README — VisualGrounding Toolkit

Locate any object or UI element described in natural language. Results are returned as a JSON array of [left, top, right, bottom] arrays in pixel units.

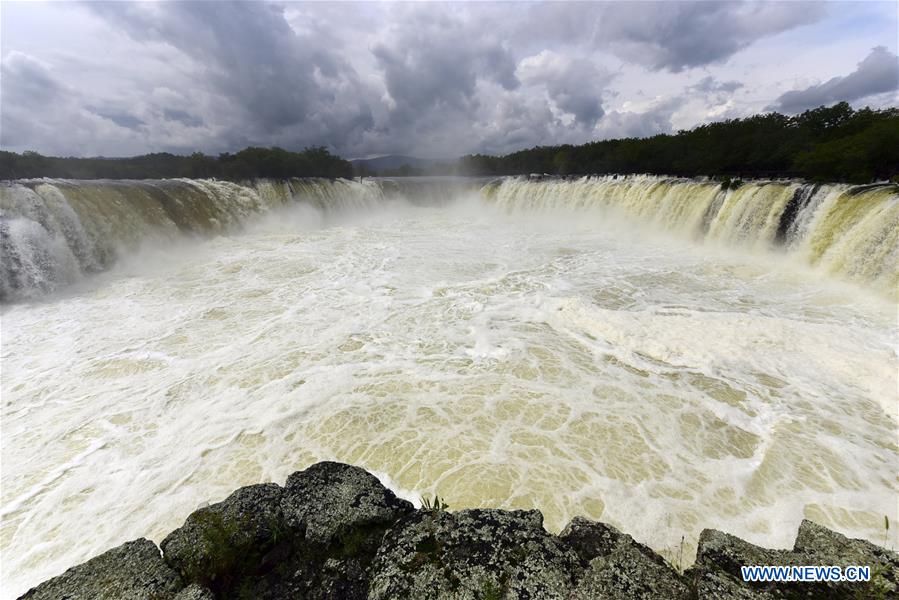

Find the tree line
[[2, 103, 896, 183], [459, 103, 899, 184], [0, 146, 353, 180]]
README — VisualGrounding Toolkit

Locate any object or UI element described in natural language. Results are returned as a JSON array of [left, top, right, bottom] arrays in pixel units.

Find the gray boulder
[[170, 462, 414, 600], [562, 518, 688, 599], [695, 528, 793, 579], [695, 520, 899, 599], [17, 462, 898, 600], [369, 508, 581, 600], [688, 569, 774, 599], [19, 538, 183, 600], [793, 519, 898, 598], [560, 517, 667, 567], [280, 461, 414, 546], [160, 482, 289, 593], [573, 544, 689, 599]]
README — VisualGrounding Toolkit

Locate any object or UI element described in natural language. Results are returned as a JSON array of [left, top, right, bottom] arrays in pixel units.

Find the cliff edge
[[20, 462, 898, 599]]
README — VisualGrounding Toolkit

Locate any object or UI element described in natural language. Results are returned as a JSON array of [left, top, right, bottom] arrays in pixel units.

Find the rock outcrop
[[690, 518, 899, 599], [562, 518, 690, 599], [369, 508, 579, 599], [19, 462, 898, 600], [20, 538, 183, 600]]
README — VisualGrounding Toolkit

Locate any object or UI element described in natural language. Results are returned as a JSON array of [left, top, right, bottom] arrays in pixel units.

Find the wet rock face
[[369, 508, 580, 600], [20, 538, 183, 600], [18, 462, 899, 600]]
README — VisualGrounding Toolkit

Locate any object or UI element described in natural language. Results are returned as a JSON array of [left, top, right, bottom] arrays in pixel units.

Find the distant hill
[[350, 155, 456, 175]]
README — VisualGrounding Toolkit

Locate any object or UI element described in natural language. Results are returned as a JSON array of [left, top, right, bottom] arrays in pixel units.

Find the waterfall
[[484, 176, 898, 297], [0, 178, 385, 301], [2, 175, 896, 302]]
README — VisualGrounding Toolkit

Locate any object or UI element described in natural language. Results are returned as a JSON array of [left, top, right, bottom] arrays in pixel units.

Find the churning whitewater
[[1, 177, 897, 598]]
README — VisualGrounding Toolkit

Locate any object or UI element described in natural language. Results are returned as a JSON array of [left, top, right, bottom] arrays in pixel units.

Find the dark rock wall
[[19, 462, 898, 600]]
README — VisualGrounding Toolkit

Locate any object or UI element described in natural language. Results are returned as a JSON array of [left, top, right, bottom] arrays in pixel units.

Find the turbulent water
[[1, 175, 897, 597]]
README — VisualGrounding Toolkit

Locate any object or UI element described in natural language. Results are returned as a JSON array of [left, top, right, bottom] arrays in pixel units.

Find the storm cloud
[[0, 1, 895, 158], [517, 51, 610, 129], [691, 77, 744, 95], [770, 46, 899, 113], [518, 1, 826, 72], [86, 1, 375, 146]]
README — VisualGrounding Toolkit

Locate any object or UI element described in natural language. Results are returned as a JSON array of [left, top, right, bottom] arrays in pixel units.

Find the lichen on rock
[[369, 508, 581, 599], [160, 482, 288, 594], [17, 462, 899, 600], [280, 460, 414, 547], [20, 538, 182, 600]]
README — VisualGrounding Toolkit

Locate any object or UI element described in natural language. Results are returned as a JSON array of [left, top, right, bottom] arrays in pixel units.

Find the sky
[[1, 0, 897, 159]]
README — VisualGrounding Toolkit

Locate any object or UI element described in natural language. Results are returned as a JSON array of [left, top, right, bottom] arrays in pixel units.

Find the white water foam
[[1, 193, 896, 597]]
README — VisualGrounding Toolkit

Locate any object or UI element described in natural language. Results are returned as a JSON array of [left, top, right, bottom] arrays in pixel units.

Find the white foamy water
[[1, 185, 897, 597]]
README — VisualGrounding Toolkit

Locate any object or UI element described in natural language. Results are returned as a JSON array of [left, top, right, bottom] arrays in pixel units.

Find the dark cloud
[[86, 1, 375, 148], [770, 46, 899, 113], [518, 51, 610, 129], [0, 1, 892, 158], [1, 52, 68, 150], [0, 51, 63, 106], [162, 109, 203, 128], [471, 95, 558, 155], [89, 107, 145, 130], [370, 4, 520, 150], [691, 76, 744, 94], [596, 97, 685, 139], [524, 1, 826, 72]]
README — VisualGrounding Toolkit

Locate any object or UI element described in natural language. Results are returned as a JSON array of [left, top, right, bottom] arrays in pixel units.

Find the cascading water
[[1, 175, 896, 599], [484, 176, 899, 297], [0, 177, 486, 302], [2, 175, 896, 302], [0, 178, 361, 300]]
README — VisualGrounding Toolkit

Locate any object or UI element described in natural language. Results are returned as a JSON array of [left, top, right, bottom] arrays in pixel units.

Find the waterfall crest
[[484, 176, 898, 297], [0, 178, 379, 300], [2, 175, 896, 301]]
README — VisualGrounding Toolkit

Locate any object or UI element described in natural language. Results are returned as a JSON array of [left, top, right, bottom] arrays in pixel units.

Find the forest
[[0, 146, 353, 180], [1, 103, 896, 183], [460, 103, 899, 183]]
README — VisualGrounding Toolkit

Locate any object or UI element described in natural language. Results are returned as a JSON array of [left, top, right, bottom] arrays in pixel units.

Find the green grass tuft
[[421, 495, 449, 513]]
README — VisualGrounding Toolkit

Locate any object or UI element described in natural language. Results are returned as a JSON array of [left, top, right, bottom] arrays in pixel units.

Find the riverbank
[[20, 462, 898, 599]]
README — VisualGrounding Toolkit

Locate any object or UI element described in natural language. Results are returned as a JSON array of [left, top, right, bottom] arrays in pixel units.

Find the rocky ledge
[[21, 462, 897, 599]]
